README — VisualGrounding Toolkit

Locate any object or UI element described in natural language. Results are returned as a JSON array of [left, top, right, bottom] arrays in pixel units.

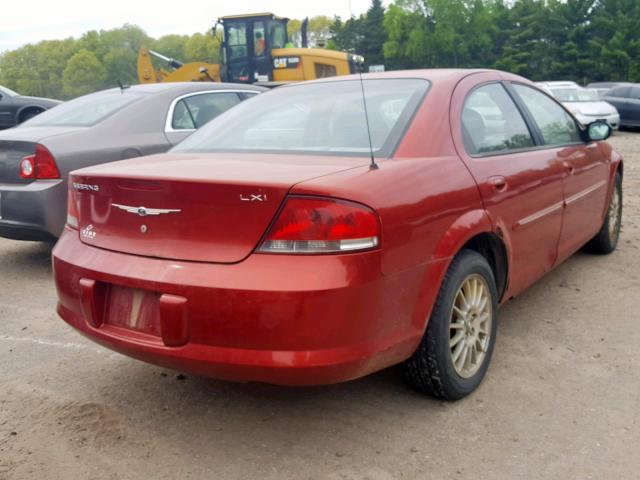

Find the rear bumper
[[0, 179, 65, 240], [53, 230, 445, 385]]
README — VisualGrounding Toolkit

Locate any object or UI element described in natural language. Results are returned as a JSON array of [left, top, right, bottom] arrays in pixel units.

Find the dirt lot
[[1, 132, 639, 480]]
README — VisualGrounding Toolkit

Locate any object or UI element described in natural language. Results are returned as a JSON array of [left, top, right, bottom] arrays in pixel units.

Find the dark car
[[0, 85, 61, 129], [0, 82, 264, 241], [603, 84, 640, 128]]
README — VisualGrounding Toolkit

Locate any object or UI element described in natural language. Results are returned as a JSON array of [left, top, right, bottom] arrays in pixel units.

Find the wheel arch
[[410, 209, 511, 338], [16, 105, 46, 123]]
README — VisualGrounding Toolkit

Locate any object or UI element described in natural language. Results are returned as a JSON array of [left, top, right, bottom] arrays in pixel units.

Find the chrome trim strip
[[164, 89, 259, 133], [565, 180, 606, 205], [515, 201, 564, 229], [112, 204, 181, 216]]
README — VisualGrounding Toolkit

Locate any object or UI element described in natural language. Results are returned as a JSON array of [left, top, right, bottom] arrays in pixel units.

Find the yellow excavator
[[137, 13, 364, 85]]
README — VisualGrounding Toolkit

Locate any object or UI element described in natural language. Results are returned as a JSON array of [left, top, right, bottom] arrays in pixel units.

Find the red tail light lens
[[258, 196, 380, 254], [19, 144, 60, 179], [66, 182, 79, 229]]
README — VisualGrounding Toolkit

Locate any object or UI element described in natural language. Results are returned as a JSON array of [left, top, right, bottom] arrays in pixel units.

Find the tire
[[584, 171, 622, 254], [403, 249, 499, 400]]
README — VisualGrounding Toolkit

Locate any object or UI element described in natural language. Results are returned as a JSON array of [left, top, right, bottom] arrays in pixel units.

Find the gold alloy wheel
[[608, 183, 621, 240], [449, 274, 492, 379]]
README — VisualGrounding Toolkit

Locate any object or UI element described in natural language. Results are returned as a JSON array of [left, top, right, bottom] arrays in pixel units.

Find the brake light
[[19, 144, 60, 179], [258, 196, 380, 254], [66, 182, 79, 229]]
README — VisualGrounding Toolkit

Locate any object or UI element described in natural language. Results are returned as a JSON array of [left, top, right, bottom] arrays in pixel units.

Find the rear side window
[[23, 91, 144, 127], [630, 86, 640, 99], [513, 84, 581, 146], [171, 92, 242, 130], [462, 83, 534, 155], [608, 86, 630, 98]]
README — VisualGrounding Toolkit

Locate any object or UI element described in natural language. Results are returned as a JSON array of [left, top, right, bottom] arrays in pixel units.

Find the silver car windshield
[[551, 88, 599, 102], [22, 90, 146, 127], [172, 79, 430, 158]]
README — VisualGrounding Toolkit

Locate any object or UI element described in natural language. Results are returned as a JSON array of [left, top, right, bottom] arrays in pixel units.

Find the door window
[[513, 84, 582, 146], [630, 86, 640, 99], [608, 86, 630, 98], [462, 83, 534, 155], [270, 21, 287, 49], [228, 24, 248, 60], [254, 22, 266, 57]]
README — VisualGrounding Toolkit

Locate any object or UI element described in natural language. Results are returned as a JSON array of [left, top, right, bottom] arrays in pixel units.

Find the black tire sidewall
[[427, 250, 499, 399]]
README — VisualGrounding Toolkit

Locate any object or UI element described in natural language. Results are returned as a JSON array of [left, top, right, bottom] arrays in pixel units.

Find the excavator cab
[[219, 13, 289, 83]]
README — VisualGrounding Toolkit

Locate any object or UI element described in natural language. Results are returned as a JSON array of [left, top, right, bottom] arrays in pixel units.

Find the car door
[[451, 74, 565, 297], [625, 85, 640, 125], [604, 86, 631, 124], [164, 91, 245, 145], [0, 92, 13, 128], [511, 83, 610, 263]]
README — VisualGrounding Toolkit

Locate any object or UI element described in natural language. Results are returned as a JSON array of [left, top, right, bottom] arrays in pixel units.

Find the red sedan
[[53, 70, 622, 399]]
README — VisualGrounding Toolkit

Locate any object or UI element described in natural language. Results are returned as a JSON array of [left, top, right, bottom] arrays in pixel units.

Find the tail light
[[258, 196, 380, 254], [19, 144, 60, 179], [66, 183, 79, 229]]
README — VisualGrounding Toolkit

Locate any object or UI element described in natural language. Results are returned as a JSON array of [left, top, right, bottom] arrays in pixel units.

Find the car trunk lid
[[71, 152, 367, 263]]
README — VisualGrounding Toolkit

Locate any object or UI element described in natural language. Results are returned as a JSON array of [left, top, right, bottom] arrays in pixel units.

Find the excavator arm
[[137, 47, 221, 84]]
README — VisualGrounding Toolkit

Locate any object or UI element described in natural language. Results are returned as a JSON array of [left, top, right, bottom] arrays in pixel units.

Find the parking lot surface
[[1, 132, 639, 480]]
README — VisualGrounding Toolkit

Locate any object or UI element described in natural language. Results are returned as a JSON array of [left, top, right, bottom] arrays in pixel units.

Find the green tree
[[361, 0, 386, 66], [62, 49, 107, 98]]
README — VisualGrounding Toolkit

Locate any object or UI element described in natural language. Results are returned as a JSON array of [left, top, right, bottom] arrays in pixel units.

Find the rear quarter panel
[[291, 76, 493, 337]]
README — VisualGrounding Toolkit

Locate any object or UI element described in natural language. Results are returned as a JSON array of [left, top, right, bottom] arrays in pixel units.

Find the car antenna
[[117, 80, 130, 93], [349, 0, 378, 170]]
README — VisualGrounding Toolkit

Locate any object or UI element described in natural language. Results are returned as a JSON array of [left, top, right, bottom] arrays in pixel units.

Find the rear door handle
[[488, 176, 507, 192]]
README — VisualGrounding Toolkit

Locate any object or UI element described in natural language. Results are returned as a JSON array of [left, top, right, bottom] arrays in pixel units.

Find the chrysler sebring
[[53, 70, 622, 399]]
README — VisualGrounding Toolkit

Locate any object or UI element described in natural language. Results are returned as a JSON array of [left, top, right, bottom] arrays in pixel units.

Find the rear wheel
[[403, 250, 498, 400], [585, 172, 622, 254]]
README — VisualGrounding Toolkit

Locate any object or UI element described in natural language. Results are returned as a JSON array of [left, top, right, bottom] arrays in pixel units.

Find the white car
[[537, 82, 620, 130]]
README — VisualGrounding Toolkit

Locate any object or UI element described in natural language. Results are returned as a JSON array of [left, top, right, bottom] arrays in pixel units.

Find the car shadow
[[0, 238, 54, 276]]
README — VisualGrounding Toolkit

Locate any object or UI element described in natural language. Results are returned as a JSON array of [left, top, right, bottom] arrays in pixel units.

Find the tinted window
[[513, 84, 582, 146], [608, 86, 631, 98], [228, 24, 247, 59], [630, 86, 640, 99], [462, 83, 534, 155], [254, 22, 266, 56], [24, 90, 144, 127], [172, 79, 429, 157]]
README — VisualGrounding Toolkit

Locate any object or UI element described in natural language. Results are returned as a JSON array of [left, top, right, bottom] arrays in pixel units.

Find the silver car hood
[[563, 101, 618, 116]]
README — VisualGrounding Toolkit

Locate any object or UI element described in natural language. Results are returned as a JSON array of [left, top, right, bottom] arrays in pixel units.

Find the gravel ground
[[1, 132, 639, 480]]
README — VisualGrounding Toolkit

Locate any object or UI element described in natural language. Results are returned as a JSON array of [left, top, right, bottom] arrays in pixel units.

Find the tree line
[[1, 0, 639, 100]]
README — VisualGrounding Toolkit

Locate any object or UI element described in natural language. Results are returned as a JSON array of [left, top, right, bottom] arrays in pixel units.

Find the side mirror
[[587, 121, 611, 142]]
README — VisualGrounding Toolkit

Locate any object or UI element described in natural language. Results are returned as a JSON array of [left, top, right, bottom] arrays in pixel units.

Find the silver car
[[0, 82, 264, 241]]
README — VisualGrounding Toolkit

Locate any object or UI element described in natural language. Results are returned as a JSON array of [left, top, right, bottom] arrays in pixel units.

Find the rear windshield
[[22, 90, 146, 127], [172, 79, 429, 157], [550, 88, 599, 102]]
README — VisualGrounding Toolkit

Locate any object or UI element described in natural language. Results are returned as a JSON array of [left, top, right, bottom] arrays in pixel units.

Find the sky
[[0, 0, 374, 53]]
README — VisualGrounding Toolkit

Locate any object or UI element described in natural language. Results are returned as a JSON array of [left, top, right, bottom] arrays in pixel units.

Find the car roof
[[98, 82, 267, 96], [289, 69, 520, 88]]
